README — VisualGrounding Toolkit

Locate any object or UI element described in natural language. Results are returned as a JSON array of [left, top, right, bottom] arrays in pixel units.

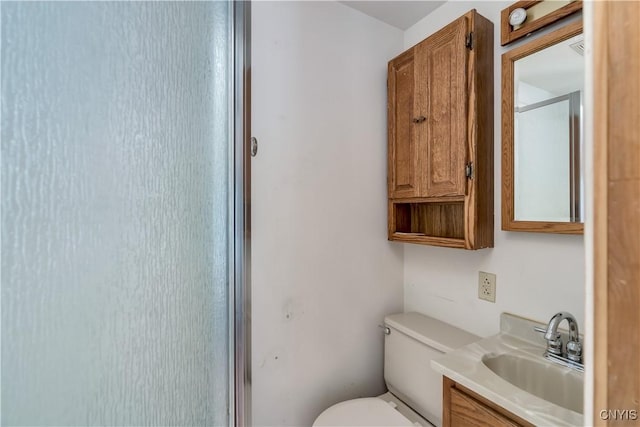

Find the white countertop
[[430, 313, 584, 426]]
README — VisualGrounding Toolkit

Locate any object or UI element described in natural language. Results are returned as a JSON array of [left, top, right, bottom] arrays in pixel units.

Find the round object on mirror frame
[[509, 8, 527, 26]]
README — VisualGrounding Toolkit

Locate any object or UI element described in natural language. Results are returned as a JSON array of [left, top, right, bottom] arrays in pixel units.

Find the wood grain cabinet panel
[[450, 388, 518, 427], [416, 17, 468, 198], [388, 50, 419, 198], [387, 9, 494, 249], [443, 377, 534, 427]]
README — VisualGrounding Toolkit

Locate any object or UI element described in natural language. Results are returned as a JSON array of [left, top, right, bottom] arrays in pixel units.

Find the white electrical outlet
[[478, 271, 496, 303]]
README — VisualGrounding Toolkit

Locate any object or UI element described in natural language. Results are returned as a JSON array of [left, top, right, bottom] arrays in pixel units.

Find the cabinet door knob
[[412, 116, 426, 123]]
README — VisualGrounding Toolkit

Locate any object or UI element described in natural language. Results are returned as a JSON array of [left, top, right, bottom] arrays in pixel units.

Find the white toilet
[[313, 312, 479, 427]]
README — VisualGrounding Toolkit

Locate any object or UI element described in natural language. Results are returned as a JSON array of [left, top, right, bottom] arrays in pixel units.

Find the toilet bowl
[[313, 312, 478, 427]]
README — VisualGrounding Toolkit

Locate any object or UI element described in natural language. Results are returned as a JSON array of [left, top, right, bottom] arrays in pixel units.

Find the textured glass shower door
[[1, 2, 246, 425]]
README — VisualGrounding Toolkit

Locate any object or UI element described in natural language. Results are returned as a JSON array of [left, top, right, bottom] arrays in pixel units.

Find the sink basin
[[482, 352, 583, 414]]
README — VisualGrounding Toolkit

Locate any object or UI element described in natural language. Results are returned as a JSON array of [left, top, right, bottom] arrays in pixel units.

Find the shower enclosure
[[514, 90, 583, 223], [1, 1, 250, 425]]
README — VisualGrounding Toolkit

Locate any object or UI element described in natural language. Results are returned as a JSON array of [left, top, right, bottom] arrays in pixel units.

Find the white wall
[[252, 1, 587, 424], [403, 1, 585, 338], [251, 2, 404, 426]]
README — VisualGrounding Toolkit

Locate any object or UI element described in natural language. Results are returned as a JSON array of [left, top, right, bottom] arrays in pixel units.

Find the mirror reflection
[[513, 32, 584, 223]]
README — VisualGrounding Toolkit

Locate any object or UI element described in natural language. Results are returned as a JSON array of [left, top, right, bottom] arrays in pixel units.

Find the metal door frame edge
[[231, 1, 251, 426]]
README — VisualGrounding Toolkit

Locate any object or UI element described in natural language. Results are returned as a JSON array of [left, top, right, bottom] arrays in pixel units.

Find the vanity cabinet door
[[443, 377, 534, 427], [450, 388, 518, 427]]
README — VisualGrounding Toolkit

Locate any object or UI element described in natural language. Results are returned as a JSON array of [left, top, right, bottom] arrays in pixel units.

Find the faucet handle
[[534, 325, 563, 355], [534, 325, 561, 340], [546, 336, 563, 355], [566, 340, 583, 362]]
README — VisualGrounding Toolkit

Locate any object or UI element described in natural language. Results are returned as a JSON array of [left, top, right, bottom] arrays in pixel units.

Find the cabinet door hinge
[[465, 32, 474, 50], [465, 162, 473, 179]]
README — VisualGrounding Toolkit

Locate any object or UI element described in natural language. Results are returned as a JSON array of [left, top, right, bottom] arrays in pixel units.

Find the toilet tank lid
[[385, 312, 479, 353]]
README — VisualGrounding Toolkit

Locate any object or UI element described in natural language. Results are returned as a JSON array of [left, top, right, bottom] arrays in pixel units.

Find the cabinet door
[[450, 388, 520, 427], [388, 49, 420, 199], [415, 16, 469, 198]]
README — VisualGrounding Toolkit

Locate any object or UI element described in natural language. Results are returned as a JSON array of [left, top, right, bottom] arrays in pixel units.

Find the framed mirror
[[502, 20, 584, 234]]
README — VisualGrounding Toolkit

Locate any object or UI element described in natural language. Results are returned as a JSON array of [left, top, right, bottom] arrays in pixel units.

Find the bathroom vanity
[[432, 313, 584, 426]]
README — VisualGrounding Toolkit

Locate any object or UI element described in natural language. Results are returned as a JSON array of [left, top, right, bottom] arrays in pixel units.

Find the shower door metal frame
[[231, 1, 251, 426]]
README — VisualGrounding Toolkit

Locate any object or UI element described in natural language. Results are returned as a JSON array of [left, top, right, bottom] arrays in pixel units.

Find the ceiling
[[516, 33, 585, 98], [340, 1, 446, 30]]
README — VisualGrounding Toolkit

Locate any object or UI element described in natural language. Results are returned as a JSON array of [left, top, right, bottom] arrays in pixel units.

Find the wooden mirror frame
[[501, 20, 584, 234]]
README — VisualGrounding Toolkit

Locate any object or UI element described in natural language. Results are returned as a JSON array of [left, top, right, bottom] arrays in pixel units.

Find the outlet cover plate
[[478, 271, 496, 303]]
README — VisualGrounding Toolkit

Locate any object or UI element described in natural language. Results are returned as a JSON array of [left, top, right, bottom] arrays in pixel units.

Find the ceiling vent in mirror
[[570, 39, 585, 56]]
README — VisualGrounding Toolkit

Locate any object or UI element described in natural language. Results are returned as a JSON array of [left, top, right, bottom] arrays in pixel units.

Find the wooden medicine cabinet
[[501, 20, 584, 234], [387, 9, 494, 249]]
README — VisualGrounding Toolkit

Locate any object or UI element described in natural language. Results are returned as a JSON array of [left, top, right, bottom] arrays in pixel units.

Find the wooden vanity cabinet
[[387, 9, 494, 249], [443, 377, 534, 427]]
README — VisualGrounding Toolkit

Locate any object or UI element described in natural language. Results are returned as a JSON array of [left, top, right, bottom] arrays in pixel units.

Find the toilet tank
[[384, 312, 479, 427]]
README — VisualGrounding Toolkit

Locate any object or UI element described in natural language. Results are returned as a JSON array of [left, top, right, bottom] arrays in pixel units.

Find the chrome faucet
[[534, 312, 583, 371]]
